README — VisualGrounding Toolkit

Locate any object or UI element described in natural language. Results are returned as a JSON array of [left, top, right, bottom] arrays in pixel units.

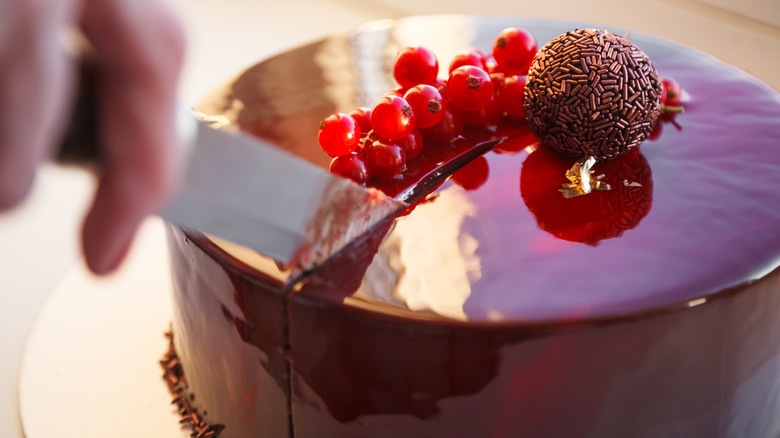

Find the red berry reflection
[[520, 147, 653, 245], [451, 155, 490, 191]]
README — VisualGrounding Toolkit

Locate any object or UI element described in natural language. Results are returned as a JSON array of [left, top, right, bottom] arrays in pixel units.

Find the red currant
[[363, 139, 406, 179], [387, 87, 406, 98], [403, 84, 446, 129], [492, 27, 537, 75], [489, 72, 507, 89], [661, 77, 682, 106], [393, 46, 439, 88], [318, 113, 360, 157], [463, 95, 502, 127], [433, 77, 447, 92], [393, 128, 423, 160], [447, 65, 494, 111], [448, 49, 489, 75], [418, 108, 464, 143], [498, 75, 527, 120], [348, 107, 372, 135], [370, 95, 416, 140], [485, 55, 498, 74], [329, 153, 369, 185]]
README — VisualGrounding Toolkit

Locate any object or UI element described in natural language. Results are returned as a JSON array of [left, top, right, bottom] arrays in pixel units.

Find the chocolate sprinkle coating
[[524, 29, 663, 161]]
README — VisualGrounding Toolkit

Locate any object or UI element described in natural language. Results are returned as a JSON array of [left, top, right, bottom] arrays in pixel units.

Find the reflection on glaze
[[355, 186, 479, 320], [520, 146, 653, 245], [316, 29, 365, 111], [213, 235, 293, 283]]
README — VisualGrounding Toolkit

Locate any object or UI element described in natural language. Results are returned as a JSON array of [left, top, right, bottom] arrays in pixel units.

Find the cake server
[[167, 116, 405, 270], [57, 61, 406, 270]]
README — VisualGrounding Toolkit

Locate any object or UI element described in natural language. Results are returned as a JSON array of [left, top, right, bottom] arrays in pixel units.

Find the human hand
[[0, 0, 186, 274]]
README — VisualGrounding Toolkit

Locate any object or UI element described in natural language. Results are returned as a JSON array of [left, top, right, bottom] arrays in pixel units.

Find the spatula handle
[[57, 53, 101, 169]]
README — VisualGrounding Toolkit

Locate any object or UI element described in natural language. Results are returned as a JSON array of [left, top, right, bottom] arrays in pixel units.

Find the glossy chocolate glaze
[[167, 226, 291, 437], [167, 16, 780, 438]]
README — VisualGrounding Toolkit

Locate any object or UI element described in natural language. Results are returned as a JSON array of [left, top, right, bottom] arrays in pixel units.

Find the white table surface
[[1, 1, 777, 436]]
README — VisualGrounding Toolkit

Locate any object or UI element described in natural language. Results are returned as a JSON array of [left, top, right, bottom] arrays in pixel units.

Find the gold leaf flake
[[560, 156, 612, 198], [559, 184, 583, 199]]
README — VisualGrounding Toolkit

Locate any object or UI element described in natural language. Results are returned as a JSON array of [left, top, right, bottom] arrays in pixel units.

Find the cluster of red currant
[[318, 27, 538, 185]]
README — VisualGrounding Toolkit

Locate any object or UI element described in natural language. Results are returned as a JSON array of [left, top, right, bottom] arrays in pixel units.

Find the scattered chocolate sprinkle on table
[[161, 330, 225, 438]]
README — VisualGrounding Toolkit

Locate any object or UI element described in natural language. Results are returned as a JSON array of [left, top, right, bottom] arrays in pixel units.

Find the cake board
[[18, 219, 186, 438]]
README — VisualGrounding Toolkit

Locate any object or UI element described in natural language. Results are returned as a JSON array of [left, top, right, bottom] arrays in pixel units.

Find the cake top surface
[[197, 16, 780, 325]]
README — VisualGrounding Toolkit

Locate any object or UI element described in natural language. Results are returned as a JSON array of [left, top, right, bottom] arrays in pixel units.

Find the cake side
[[289, 267, 780, 437], [166, 225, 292, 438]]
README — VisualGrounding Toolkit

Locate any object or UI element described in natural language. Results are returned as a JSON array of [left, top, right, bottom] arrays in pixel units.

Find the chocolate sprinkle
[[161, 329, 225, 438], [524, 29, 662, 161]]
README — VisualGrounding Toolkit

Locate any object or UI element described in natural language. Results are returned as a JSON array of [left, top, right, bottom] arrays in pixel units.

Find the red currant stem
[[662, 105, 684, 113], [669, 117, 683, 131], [361, 132, 375, 148]]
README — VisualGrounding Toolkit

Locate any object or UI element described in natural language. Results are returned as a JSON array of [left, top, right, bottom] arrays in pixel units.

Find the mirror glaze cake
[[164, 16, 780, 438]]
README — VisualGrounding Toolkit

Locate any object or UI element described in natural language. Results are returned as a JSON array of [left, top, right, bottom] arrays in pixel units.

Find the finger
[[0, 0, 76, 209], [79, 0, 186, 274]]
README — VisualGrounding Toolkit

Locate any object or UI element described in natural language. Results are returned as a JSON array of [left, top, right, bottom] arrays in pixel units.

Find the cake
[[164, 16, 780, 437]]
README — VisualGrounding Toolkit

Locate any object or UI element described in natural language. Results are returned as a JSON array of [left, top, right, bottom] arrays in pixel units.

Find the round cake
[[164, 16, 780, 438]]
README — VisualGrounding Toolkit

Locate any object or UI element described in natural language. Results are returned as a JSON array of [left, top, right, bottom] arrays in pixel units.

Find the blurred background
[[1, 0, 778, 436]]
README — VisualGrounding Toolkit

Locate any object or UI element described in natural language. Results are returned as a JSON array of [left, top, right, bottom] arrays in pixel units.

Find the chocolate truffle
[[523, 28, 663, 161]]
